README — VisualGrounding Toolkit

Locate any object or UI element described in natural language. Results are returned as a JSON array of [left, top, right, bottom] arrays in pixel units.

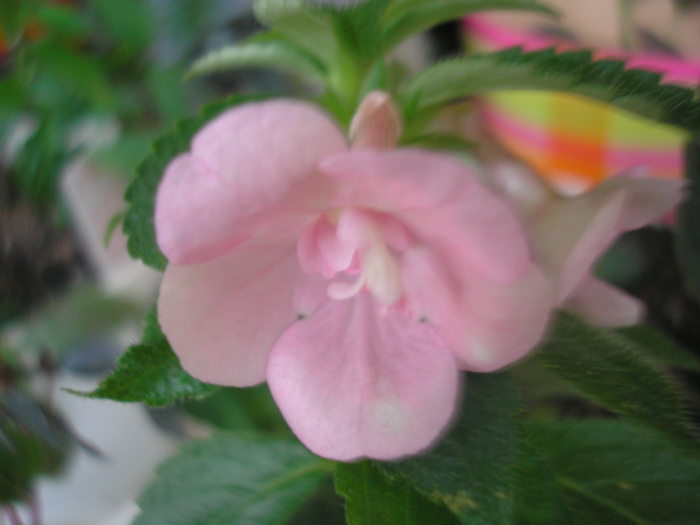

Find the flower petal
[[155, 100, 347, 264], [401, 247, 553, 372], [350, 91, 401, 150], [158, 240, 325, 386], [321, 149, 532, 281], [531, 173, 683, 304], [532, 189, 626, 303], [594, 173, 685, 230], [563, 277, 645, 327], [267, 293, 460, 461]]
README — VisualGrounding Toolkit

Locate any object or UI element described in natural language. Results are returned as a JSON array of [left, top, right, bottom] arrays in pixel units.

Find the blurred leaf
[[288, 478, 345, 525], [382, 0, 555, 52], [12, 116, 68, 209], [535, 312, 700, 456], [124, 93, 273, 270], [91, 131, 156, 178], [145, 67, 188, 122], [188, 37, 327, 81], [525, 420, 700, 525], [379, 373, 521, 525], [676, 140, 700, 303], [134, 433, 331, 525], [0, 78, 28, 115], [512, 438, 570, 524], [254, 0, 336, 65], [183, 385, 289, 435], [0, 390, 73, 503], [29, 40, 114, 110], [0, 0, 43, 41], [336, 461, 460, 525], [79, 310, 217, 406], [18, 285, 138, 357], [103, 210, 125, 247], [403, 48, 700, 136], [616, 324, 700, 373], [331, 0, 391, 64], [87, 0, 153, 60], [35, 5, 89, 40], [402, 132, 476, 152]]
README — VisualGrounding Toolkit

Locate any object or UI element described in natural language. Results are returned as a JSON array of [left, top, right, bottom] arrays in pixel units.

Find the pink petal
[[452, 265, 553, 371], [158, 240, 325, 386], [531, 173, 683, 304], [350, 91, 401, 150], [266, 293, 460, 461], [532, 189, 627, 303], [321, 149, 532, 281], [155, 100, 347, 264], [488, 161, 555, 215], [320, 149, 463, 209], [594, 173, 685, 230], [563, 277, 645, 327], [401, 247, 553, 372]]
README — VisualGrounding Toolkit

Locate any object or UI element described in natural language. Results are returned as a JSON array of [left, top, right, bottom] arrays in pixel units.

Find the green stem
[[618, 0, 637, 51]]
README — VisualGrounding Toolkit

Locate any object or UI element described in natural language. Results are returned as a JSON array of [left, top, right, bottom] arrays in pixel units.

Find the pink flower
[[154, 93, 553, 460], [492, 162, 684, 327]]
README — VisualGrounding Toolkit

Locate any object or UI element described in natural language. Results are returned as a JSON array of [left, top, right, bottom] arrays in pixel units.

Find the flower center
[[297, 208, 408, 305]]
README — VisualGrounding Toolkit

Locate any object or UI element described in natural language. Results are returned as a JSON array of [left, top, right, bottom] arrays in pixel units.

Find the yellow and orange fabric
[[466, 15, 700, 194]]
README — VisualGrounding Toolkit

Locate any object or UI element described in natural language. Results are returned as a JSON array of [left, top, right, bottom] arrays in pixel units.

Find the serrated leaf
[[534, 312, 700, 455], [675, 140, 700, 303], [253, 0, 336, 65], [379, 373, 521, 525], [335, 461, 460, 525], [512, 438, 570, 525], [134, 433, 331, 525], [402, 132, 476, 152], [403, 48, 700, 136], [616, 323, 700, 373], [82, 311, 217, 406], [123, 93, 273, 270], [525, 420, 700, 525], [383, 0, 555, 52], [332, 0, 391, 64], [188, 37, 327, 80]]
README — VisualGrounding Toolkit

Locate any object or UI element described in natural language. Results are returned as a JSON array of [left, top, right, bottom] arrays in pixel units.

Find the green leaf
[[383, 0, 555, 52], [80, 310, 217, 406], [134, 433, 331, 525], [188, 37, 327, 81], [88, 0, 154, 60], [512, 438, 570, 524], [16, 284, 138, 357], [123, 93, 273, 270], [29, 40, 114, 110], [335, 461, 460, 525], [12, 116, 68, 209], [534, 312, 700, 455], [253, 0, 336, 65], [403, 48, 700, 136], [616, 324, 700, 373], [0, 390, 73, 503], [183, 385, 290, 435], [379, 373, 521, 525], [402, 132, 476, 152], [675, 140, 700, 303], [332, 0, 392, 64], [525, 420, 700, 525], [0, 0, 42, 41], [35, 5, 90, 40]]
